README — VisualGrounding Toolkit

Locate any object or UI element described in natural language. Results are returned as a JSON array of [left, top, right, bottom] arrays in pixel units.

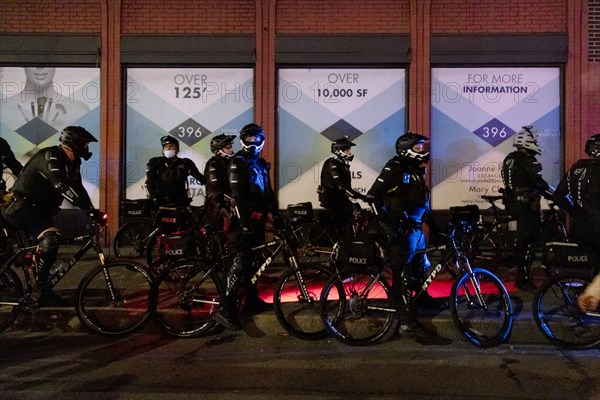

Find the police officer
[[319, 136, 364, 237], [367, 132, 439, 337], [555, 134, 600, 255], [555, 134, 600, 313], [0, 137, 23, 177], [1, 126, 99, 304], [214, 123, 281, 330], [145, 135, 205, 208], [0, 137, 24, 198], [204, 133, 236, 231], [501, 126, 550, 292]]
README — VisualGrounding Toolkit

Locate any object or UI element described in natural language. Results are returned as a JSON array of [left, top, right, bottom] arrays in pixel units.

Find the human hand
[[578, 293, 600, 313]]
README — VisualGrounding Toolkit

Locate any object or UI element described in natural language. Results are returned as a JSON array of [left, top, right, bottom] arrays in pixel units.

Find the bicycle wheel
[[320, 268, 395, 346], [291, 224, 334, 264], [113, 221, 154, 258], [151, 260, 221, 338], [533, 270, 600, 349], [273, 264, 331, 340], [0, 267, 23, 333], [469, 229, 505, 269], [76, 260, 153, 336], [450, 267, 513, 347]]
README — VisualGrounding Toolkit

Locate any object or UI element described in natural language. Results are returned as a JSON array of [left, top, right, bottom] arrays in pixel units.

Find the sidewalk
[[3, 253, 552, 346]]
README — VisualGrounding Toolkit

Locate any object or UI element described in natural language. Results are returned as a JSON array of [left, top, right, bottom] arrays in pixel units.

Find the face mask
[[163, 149, 177, 159]]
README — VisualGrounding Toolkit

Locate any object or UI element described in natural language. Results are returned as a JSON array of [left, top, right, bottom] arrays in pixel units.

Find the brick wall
[[591, 0, 600, 62], [589, 64, 600, 135], [431, 0, 567, 33], [121, 0, 255, 34], [275, 0, 411, 33], [0, 0, 101, 33]]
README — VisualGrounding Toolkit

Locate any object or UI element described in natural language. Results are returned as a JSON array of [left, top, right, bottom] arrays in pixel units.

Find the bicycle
[[455, 191, 567, 269], [533, 241, 600, 349], [112, 200, 204, 270], [287, 202, 336, 264], [319, 214, 514, 347], [0, 212, 153, 336], [150, 221, 333, 340]]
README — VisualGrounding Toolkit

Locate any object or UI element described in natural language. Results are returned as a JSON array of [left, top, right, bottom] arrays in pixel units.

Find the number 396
[[177, 127, 203, 138]]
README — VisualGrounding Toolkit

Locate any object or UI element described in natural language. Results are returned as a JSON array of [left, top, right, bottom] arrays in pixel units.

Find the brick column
[[565, 0, 588, 168], [255, 0, 277, 178], [409, 0, 431, 137], [100, 0, 122, 235]]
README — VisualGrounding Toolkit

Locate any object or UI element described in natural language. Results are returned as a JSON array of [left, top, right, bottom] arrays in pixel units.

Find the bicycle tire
[[113, 221, 154, 258], [151, 260, 221, 338], [291, 224, 334, 264], [273, 264, 332, 341], [533, 270, 600, 350], [76, 260, 153, 336], [320, 268, 395, 346], [0, 267, 23, 333], [450, 267, 513, 347]]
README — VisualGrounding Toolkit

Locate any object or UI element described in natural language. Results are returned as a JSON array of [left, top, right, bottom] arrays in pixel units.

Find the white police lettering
[[162, 217, 177, 223], [166, 248, 184, 256], [568, 255, 588, 263], [349, 257, 368, 264]]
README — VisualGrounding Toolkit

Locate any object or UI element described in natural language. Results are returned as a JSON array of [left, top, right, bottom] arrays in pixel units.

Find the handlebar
[[481, 195, 504, 203]]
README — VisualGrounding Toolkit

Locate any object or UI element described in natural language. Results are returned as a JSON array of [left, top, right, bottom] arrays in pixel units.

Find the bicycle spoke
[[152, 262, 220, 338], [320, 269, 395, 346], [451, 268, 513, 347], [76, 261, 152, 336], [534, 272, 600, 349]]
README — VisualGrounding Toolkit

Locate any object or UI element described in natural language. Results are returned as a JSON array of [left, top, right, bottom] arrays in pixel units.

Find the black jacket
[[228, 151, 278, 227], [0, 138, 23, 176], [555, 158, 600, 216], [320, 156, 361, 207], [146, 156, 204, 206], [367, 156, 430, 222], [502, 151, 549, 202], [10, 145, 92, 214]]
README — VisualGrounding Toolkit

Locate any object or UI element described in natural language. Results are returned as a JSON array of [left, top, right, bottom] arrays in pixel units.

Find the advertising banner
[[278, 68, 406, 209], [0, 67, 101, 206], [125, 68, 254, 206], [431, 67, 561, 209]]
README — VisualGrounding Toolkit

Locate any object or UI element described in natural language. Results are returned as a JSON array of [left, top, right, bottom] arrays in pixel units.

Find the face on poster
[[0, 66, 101, 206], [125, 68, 254, 206], [430, 67, 561, 209], [278, 68, 406, 208]]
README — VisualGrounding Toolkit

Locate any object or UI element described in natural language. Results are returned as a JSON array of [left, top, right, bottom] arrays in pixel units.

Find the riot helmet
[[585, 134, 600, 159], [59, 126, 98, 161], [210, 134, 236, 157], [395, 132, 430, 164], [239, 123, 265, 158], [331, 136, 356, 162], [513, 126, 543, 155]]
